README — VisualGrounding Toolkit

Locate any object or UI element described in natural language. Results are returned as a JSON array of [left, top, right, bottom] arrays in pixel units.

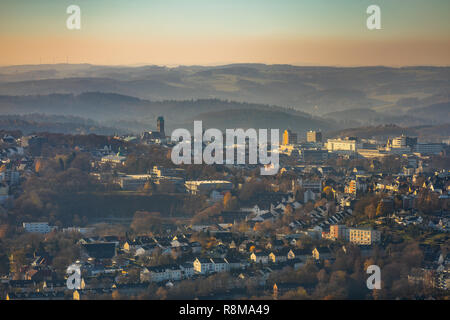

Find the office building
[[307, 130, 322, 143], [283, 130, 297, 145]]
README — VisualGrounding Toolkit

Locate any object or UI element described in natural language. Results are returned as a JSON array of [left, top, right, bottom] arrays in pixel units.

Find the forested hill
[[0, 93, 337, 134]]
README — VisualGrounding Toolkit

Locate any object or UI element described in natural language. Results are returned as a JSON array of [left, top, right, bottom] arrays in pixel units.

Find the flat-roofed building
[[347, 228, 381, 245], [358, 148, 389, 159], [415, 143, 443, 155], [117, 174, 152, 190], [152, 166, 184, 178], [283, 130, 297, 145], [101, 153, 126, 164], [300, 149, 328, 162], [300, 179, 322, 192], [23, 222, 55, 234], [322, 224, 381, 245], [326, 137, 360, 154], [307, 130, 322, 143], [185, 180, 233, 195], [392, 135, 406, 148]]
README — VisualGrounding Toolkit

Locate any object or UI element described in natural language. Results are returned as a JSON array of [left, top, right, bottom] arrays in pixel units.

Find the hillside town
[[0, 117, 449, 300]]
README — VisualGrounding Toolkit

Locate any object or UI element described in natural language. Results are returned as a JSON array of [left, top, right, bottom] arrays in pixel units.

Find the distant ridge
[[0, 92, 337, 134], [0, 64, 448, 116]]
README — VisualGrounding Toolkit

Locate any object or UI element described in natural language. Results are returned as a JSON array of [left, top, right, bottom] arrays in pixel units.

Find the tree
[[363, 258, 375, 272], [156, 287, 168, 300], [239, 181, 267, 201], [143, 181, 154, 194], [112, 290, 122, 300], [223, 191, 239, 211], [223, 192, 232, 208], [284, 204, 293, 216], [35, 159, 43, 173], [0, 225, 8, 239], [317, 269, 328, 283], [9, 249, 26, 274], [365, 204, 376, 219], [323, 186, 334, 200], [376, 201, 386, 216], [0, 253, 10, 276], [130, 211, 163, 234]]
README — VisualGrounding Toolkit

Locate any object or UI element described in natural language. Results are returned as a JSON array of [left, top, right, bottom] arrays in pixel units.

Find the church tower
[[157, 116, 165, 137]]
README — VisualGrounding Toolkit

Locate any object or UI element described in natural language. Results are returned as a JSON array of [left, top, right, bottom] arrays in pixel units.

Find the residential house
[[287, 249, 311, 261], [224, 257, 243, 270], [312, 247, 333, 261], [193, 258, 214, 274], [180, 262, 195, 279], [250, 251, 270, 264], [140, 264, 182, 283], [269, 249, 289, 263], [210, 258, 230, 273]]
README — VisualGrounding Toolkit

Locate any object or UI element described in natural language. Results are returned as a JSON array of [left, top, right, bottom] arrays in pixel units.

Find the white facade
[[180, 263, 195, 278], [23, 222, 55, 234], [101, 154, 126, 164], [62, 227, 93, 234], [185, 180, 233, 195], [326, 138, 360, 154], [250, 253, 269, 264], [392, 136, 406, 148], [140, 265, 182, 283], [193, 258, 214, 274], [117, 174, 152, 190], [210, 258, 230, 273]]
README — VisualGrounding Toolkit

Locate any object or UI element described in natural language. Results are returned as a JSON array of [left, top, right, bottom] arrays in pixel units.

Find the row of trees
[[267, 241, 428, 300]]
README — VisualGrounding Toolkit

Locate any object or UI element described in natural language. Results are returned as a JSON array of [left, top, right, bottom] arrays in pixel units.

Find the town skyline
[[0, 0, 448, 305]]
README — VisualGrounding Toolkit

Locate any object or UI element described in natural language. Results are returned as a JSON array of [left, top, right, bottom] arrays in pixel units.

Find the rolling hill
[[1, 64, 448, 117], [0, 92, 338, 135]]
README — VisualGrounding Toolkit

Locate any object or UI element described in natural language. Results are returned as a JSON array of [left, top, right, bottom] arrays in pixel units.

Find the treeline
[[266, 242, 428, 300], [0, 115, 121, 135]]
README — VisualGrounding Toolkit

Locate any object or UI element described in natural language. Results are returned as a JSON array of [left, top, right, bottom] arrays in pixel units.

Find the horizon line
[[1, 62, 449, 69]]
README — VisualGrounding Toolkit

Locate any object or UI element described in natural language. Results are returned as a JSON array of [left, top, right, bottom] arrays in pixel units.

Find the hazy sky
[[1, 0, 449, 66]]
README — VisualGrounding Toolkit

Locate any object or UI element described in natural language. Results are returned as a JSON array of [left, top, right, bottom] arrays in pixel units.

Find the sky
[[0, 0, 449, 66]]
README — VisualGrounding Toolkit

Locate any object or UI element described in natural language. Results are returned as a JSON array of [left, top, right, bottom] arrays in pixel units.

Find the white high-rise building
[[392, 135, 407, 148]]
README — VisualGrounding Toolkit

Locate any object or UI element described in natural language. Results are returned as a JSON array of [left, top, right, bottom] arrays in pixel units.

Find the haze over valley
[[0, 64, 448, 138]]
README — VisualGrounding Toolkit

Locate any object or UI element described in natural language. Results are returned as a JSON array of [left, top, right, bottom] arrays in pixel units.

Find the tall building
[[392, 135, 407, 148], [283, 130, 297, 145], [142, 117, 166, 142], [307, 130, 322, 143], [345, 180, 357, 195], [390, 135, 417, 152], [157, 116, 165, 137], [406, 137, 418, 148]]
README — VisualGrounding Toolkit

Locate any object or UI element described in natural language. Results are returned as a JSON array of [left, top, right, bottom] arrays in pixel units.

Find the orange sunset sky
[[1, 0, 449, 66]]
